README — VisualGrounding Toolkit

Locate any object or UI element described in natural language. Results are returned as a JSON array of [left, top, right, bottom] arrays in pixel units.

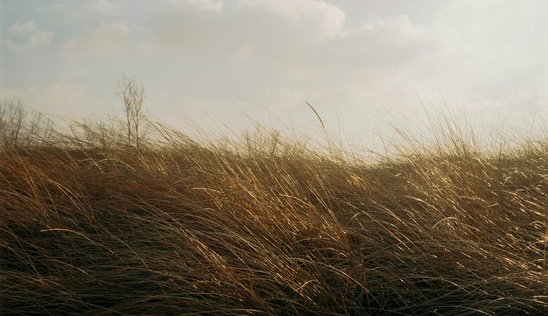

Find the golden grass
[[1, 111, 547, 315]]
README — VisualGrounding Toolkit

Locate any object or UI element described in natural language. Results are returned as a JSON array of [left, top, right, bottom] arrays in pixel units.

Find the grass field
[[1, 101, 547, 315]]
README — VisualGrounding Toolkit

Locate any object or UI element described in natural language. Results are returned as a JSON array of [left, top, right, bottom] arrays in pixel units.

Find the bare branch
[[116, 74, 146, 149]]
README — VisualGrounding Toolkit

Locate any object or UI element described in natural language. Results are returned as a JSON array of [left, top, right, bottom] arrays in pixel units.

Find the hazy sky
[[1, 0, 547, 148]]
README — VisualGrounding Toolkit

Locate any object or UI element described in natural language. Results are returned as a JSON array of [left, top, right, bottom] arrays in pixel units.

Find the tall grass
[[1, 104, 547, 315]]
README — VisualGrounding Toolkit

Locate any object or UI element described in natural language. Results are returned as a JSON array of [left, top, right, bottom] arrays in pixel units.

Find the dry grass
[[1, 109, 547, 315]]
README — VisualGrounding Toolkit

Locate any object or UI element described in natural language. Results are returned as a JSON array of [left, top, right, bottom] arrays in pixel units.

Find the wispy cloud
[[185, 0, 223, 12], [88, 0, 120, 16], [5, 21, 54, 51], [60, 21, 132, 57], [1, 0, 547, 147]]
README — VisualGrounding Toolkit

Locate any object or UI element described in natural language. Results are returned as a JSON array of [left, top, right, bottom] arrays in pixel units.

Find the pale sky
[[1, 0, 547, 150]]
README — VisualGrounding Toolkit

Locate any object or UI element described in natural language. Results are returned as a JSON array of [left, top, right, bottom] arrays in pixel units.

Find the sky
[[1, 0, 547, 151]]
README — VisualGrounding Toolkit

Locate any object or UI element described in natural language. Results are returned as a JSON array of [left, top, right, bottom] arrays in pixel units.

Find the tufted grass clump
[[1, 105, 547, 315]]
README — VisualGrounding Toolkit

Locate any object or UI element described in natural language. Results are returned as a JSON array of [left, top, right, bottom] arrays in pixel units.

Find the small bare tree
[[0, 100, 54, 148], [0, 100, 26, 147], [117, 74, 146, 149]]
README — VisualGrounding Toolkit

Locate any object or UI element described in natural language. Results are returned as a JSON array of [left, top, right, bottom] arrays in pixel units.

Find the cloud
[[88, 0, 120, 16], [0, 83, 98, 122], [336, 14, 436, 70], [139, 2, 444, 136], [238, 0, 346, 40], [60, 21, 137, 58], [185, 0, 223, 12], [359, 14, 431, 44], [40, 83, 94, 116], [4, 21, 54, 51], [3, 0, 547, 148], [10, 21, 40, 33], [414, 1, 548, 109], [151, 0, 345, 55]]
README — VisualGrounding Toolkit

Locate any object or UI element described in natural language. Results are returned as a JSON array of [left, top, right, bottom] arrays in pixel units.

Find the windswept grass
[[1, 106, 547, 315]]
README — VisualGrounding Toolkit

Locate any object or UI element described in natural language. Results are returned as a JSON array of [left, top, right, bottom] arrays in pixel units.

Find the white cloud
[[185, 0, 223, 12], [0, 83, 99, 122], [151, 0, 346, 56], [88, 0, 120, 16], [239, 0, 346, 40], [5, 21, 54, 51], [3, 0, 547, 149], [359, 14, 431, 44], [416, 1, 548, 109], [40, 83, 93, 115], [60, 21, 133, 57], [10, 21, 39, 33]]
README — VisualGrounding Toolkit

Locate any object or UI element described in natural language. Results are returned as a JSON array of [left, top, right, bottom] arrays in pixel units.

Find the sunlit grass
[[1, 103, 547, 315]]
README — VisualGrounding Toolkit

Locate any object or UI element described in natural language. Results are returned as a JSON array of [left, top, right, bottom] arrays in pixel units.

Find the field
[[1, 101, 547, 315]]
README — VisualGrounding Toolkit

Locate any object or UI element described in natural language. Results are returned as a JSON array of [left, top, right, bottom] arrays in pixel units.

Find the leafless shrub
[[116, 74, 147, 150], [0, 100, 53, 148]]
